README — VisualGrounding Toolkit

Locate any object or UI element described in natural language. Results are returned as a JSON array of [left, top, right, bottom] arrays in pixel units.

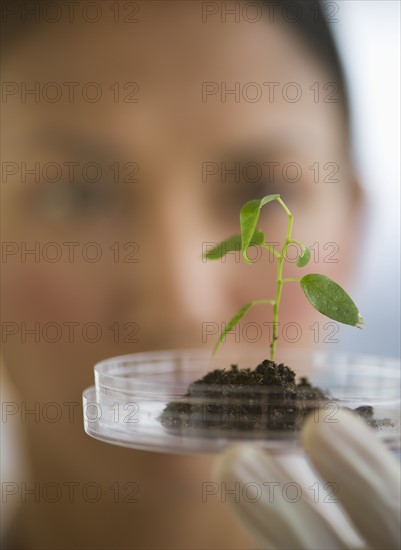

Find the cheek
[[2, 259, 113, 324], [1, 186, 135, 326]]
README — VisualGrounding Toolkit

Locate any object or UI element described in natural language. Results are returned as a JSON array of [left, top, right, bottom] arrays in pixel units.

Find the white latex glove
[[214, 409, 400, 550]]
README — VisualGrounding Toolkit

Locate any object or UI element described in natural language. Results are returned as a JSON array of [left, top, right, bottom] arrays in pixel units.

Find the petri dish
[[82, 348, 401, 455]]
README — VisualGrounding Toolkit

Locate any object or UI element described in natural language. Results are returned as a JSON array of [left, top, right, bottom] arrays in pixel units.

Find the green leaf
[[300, 274, 364, 328], [296, 246, 311, 268], [204, 229, 264, 260], [213, 299, 274, 355], [240, 194, 279, 264]]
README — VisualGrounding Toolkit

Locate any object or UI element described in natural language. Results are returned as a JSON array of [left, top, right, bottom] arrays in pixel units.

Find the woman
[[2, 1, 398, 548]]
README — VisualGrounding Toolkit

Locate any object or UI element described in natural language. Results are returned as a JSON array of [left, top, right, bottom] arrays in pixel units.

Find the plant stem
[[270, 197, 293, 361]]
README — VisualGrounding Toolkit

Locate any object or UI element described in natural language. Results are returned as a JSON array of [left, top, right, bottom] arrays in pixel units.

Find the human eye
[[205, 156, 285, 217], [19, 131, 135, 222], [26, 177, 133, 223]]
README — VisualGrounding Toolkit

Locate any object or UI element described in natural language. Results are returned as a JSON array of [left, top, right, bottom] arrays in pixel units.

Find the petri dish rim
[[83, 348, 401, 455]]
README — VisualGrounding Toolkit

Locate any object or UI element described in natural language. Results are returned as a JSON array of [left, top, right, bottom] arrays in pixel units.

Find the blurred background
[[1, 1, 400, 548], [332, 0, 400, 357]]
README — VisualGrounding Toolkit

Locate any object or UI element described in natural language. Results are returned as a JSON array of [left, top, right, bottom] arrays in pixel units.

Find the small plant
[[204, 194, 364, 361], [160, 195, 369, 435]]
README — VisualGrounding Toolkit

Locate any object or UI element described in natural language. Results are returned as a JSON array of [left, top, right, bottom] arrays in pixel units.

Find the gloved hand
[[214, 409, 400, 550]]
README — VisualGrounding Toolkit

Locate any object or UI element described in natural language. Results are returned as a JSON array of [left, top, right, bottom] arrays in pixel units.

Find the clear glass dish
[[82, 348, 400, 455]]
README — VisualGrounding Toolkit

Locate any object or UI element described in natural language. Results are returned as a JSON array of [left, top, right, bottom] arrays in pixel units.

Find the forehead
[[3, 3, 345, 162]]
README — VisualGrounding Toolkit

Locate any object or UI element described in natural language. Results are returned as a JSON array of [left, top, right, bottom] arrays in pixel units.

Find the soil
[[160, 359, 380, 434]]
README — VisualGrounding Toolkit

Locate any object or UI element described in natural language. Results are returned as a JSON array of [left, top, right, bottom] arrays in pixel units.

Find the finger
[[302, 408, 401, 550], [277, 453, 365, 549], [213, 445, 349, 550]]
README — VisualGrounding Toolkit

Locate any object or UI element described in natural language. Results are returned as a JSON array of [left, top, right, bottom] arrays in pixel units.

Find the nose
[[125, 170, 227, 351]]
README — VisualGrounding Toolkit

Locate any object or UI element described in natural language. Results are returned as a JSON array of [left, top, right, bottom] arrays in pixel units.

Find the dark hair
[[266, 1, 349, 122], [1, 0, 348, 123]]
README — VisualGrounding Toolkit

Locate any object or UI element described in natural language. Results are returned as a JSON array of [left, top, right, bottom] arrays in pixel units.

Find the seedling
[[204, 194, 364, 361], [161, 195, 369, 434]]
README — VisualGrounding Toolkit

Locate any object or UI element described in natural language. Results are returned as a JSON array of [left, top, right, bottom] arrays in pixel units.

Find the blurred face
[[1, 3, 360, 548], [2, 0, 357, 499]]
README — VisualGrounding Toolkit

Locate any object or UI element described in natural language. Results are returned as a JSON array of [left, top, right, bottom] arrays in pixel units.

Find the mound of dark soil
[[160, 359, 376, 434]]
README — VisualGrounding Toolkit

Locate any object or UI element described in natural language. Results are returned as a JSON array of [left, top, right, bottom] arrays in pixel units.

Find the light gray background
[[331, 0, 400, 357]]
